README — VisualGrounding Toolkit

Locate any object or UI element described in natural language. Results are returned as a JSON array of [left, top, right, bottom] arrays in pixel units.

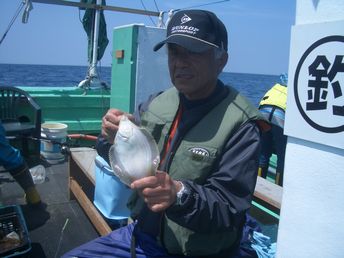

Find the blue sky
[[0, 0, 295, 75]]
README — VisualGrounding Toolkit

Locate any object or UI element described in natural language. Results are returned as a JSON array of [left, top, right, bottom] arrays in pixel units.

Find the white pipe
[[89, 0, 101, 78]]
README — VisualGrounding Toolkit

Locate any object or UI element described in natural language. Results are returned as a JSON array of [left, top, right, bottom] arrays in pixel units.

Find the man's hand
[[101, 109, 134, 144], [130, 171, 182, 213]]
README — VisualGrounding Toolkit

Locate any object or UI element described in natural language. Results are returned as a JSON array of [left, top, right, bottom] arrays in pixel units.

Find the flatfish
[[109, 116, 160, 186]]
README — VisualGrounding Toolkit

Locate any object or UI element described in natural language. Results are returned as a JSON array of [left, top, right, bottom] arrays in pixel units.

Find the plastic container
[[40, 123, 68, 164], [0, 205, 31, 257], [29, 165, 46, 184], [93, 156, 132, 220]]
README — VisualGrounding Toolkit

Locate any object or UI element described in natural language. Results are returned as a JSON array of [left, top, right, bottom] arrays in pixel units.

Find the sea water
[[0, 64, 279, 107]]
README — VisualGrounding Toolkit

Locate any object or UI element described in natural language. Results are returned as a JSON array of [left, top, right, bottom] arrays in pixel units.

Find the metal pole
[[89, 0, 101, 80]]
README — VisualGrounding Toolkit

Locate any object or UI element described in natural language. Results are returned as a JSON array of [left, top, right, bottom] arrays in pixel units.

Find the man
[[258, 73, 288, 186], [0, 123, 41, 206], [63, 9, 267, 257]]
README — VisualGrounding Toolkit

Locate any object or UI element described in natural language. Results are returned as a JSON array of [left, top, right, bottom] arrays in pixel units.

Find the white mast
[[82, 0, 103, 89]]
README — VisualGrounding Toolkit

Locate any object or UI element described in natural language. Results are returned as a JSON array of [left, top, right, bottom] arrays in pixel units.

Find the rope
[[161, 0, 230, 27], [140, 0, 156, 26], [180, 0, 230, 10], [0, 0, 26, 45]]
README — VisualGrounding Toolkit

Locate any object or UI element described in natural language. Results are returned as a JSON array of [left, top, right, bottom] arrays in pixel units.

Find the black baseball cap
[[153, 10, 228, 53]]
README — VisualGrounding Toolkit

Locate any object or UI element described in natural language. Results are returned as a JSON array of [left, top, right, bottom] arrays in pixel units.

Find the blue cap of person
[[279, 73, 288, 86], [153, 10, 228, 53]]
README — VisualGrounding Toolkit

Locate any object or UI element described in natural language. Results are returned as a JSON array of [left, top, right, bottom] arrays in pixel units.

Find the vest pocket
[[171, 145, 218, 183]]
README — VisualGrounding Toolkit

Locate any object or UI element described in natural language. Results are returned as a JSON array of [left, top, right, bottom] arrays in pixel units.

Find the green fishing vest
[[259, 83, 287, 111], [135, 86, 264, 256]]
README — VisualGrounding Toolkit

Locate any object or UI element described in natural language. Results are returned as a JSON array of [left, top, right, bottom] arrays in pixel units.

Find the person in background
[[258, 73, 288, 186], [0, 123, 42, 206], [63, 9, 268, 258]]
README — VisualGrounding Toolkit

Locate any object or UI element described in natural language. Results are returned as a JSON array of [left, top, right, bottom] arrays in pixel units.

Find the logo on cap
[[180, 14, 192, 24]]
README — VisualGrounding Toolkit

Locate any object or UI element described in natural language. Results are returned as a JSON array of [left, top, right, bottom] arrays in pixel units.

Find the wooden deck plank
[[70, 147, 97, 184], [68, 147, 112, 236], [254, 176, 283, 210], [70, 178, 112, 236]]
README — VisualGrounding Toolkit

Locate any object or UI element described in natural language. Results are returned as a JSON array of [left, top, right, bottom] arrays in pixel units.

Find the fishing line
[[140, 0, 156, 26], [13, 135, 97, 154], [159, 0, 230, 26], [0, 0, 25, 45], [153, 0, 160, 12], [178, 0, 230, 11], [54, 218, 70, 258]]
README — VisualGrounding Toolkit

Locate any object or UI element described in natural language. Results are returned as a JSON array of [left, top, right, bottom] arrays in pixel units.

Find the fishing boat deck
[[0, 157, 100, 258]]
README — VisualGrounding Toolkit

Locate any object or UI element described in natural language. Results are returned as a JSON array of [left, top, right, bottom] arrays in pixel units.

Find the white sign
[[285, 21, 344, 149]]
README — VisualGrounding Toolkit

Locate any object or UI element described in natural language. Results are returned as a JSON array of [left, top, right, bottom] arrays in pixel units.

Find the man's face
[[167, 44, 226, 100]]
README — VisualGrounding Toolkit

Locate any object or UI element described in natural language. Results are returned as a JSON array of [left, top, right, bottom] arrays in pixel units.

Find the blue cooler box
[[93, 156, 132, 220]]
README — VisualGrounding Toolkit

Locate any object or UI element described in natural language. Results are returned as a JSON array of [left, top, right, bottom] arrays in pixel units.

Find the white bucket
[[40, 123, 68, 164]]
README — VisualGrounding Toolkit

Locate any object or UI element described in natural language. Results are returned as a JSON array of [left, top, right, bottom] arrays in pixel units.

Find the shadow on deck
[[0, 161, 99, 258]]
